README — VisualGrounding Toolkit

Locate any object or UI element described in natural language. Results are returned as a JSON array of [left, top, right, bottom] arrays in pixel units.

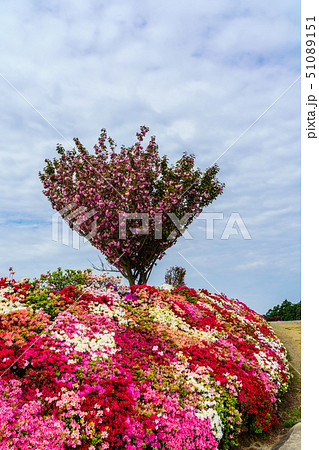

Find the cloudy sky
[[0, 0, 301, 314]]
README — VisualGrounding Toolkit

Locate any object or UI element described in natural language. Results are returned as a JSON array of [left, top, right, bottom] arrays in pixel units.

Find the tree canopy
[[263, 299, 301, 321]]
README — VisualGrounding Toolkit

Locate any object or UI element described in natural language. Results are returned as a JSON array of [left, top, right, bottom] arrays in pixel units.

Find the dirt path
[[269, 321, 301, 375], [235, 320, 301, 450]]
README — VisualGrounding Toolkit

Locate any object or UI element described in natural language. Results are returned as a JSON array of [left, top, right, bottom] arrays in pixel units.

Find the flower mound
[[0, 274, 291, 449]]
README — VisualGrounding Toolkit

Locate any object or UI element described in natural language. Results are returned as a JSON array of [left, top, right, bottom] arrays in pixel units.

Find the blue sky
[[0, 0, 301, 314]]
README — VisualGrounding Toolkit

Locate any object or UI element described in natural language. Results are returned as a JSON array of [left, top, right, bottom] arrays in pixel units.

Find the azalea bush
[[0, 271, 291, 449]]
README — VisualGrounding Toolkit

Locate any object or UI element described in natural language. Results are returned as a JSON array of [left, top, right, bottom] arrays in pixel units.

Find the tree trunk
[[121, 266, 149, 287], [127, 273, 137, 286], [137, 271, 148, 285]]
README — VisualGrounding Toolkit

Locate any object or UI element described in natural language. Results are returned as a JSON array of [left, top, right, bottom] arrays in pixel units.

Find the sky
[[0, 0, 301, 315]]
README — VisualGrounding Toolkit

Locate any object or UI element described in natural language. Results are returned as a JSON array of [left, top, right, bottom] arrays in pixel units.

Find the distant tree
[[264, 300, 301, 321], [39, 126, 224, 286], [165, 266, 186, 287]]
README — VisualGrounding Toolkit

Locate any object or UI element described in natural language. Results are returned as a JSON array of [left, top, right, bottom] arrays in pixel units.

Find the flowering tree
[[39, 126, 224, 285]]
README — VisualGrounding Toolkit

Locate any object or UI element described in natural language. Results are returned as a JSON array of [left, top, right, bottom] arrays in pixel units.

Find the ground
[[234, 320, 301, 450]]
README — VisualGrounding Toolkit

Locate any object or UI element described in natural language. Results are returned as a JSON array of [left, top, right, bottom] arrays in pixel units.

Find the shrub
[[38, 267, 92, 291], [0, 270, 291, 449]]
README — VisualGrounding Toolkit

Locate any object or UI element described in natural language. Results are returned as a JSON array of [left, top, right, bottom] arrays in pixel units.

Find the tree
[[39, 126, 224, 285], [165, 266, 186, 287], [263, 300, 301, 321]]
